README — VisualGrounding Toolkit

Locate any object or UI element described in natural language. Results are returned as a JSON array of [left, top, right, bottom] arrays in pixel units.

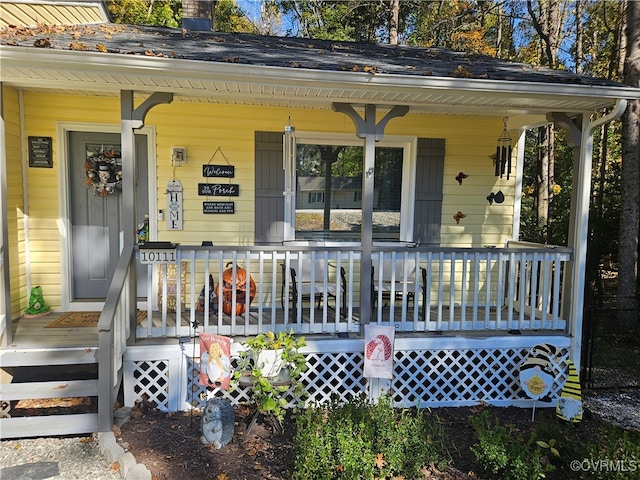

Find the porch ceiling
[[1, 23, 639, 121]]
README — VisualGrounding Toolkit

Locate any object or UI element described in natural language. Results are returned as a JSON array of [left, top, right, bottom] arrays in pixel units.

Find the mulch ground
[[114, 398, 614, 480]]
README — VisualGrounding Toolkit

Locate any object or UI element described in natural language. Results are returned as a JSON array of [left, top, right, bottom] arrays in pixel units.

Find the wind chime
[[495, 117, 513, 180], [283, 116, 296, 238]]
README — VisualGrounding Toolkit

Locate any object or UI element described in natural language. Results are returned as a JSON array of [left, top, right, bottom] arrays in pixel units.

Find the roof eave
[[1, 46, 639, 115]]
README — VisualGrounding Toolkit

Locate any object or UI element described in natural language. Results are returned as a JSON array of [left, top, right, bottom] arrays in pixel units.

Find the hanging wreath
[[84, 147, 122, 196]]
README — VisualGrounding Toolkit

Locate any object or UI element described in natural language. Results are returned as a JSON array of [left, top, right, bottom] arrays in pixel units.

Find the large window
[[288, 135, 414, 243]]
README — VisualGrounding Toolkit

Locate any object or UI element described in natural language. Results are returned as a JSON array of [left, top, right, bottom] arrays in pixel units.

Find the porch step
[[0, 414, 98, 439], [0, 347, 100, 439], [0, 379, 98, 401], [0, 347, 98, 367]]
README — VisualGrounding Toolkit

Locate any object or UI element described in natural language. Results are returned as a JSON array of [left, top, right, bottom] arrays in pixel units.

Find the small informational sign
[[203, 164, 235, 178], [198, 183, 239, 196], [139, 242, 178, 264], [203, 201, 235, 214], [28, 136, 53, 168], [166, 180, 183, 230]]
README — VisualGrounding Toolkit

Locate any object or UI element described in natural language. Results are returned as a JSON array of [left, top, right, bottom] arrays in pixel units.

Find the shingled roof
[[1, 22, 639, 118], [0, 23, 624, 87]]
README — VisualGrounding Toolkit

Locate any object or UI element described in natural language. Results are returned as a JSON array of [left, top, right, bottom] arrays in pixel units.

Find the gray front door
[[69, 131, 148, 299]]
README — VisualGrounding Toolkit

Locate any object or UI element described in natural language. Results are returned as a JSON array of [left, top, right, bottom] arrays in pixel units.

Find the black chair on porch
[[371, 257, 422, 313], [281, 258, 347, 316]]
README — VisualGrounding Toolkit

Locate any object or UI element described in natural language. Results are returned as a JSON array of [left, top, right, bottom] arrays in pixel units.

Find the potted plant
[[235, 329, 308, 429]]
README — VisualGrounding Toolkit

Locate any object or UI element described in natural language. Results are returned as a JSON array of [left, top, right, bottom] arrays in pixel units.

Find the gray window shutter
[[413, 138, 445, 245], [255, 131, 285, 245]]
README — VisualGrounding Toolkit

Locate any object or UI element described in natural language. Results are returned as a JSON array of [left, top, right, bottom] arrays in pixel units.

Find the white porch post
[[119, 91, 172, 332], [0, 84, 11, 346], [556, 101, 627, 367], [332, 103, 408, 325]]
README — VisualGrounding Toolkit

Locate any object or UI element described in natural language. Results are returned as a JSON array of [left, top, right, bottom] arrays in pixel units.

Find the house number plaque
[[139, 242, 178, 265], [166, 179, 183, 230]]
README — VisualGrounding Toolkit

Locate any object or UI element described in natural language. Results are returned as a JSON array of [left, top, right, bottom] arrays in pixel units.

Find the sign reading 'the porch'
[[166, 180, 183, 230], [198, 183, 239, 196]]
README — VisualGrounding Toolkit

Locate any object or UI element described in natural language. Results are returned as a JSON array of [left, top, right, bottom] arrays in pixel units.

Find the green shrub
[[585, 426, 640, 480], [292, 394, 450, 480], [469, 409, 553, 480]]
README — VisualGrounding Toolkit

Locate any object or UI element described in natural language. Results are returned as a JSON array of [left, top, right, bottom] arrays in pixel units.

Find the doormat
[[44, 311, 146, 328]]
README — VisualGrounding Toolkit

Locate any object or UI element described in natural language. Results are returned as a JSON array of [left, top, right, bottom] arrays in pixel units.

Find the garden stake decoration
[[518, 343, 561, 421], [495, 117, 512, 179], [199, 334, 232, 389], [189, 317, 200, 429], [556, 360, 583, 423]]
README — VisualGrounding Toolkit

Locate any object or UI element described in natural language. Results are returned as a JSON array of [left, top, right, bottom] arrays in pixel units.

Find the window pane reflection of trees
[[295, 144, 402, 241]]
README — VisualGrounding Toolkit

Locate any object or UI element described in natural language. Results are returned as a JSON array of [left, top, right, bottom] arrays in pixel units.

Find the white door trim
[[57, 122, 157, 311]]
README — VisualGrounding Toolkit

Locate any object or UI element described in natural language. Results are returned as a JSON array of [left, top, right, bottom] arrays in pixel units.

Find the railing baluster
[[425, 251, 433, 330], [461, 252, 468, 327], [507, 252, 516, 330], [472, 252, 480, 329], [437, 252, 444, 330]]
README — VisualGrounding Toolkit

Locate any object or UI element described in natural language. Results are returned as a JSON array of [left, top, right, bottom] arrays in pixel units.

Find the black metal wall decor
[[495, 118, 512, 180], [487, 190, 505, 205]]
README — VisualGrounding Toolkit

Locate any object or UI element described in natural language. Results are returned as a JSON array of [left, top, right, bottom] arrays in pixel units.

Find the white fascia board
[[2, 46, 640, 108]]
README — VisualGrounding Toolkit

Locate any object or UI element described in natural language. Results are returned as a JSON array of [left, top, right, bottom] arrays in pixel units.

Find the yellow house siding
[[147, 102, 513, 248], [147, 103, 327, 246], [15, 92, 516, 310], [0, 2, 107, 29], [2, 85, 27, 318], [147, 102, 515, 246], [21, 93, 120, 310]]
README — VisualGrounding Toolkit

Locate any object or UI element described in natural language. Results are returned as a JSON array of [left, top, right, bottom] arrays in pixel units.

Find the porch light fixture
[[171, 146, 187, 167], [495, 117, 512, 179]]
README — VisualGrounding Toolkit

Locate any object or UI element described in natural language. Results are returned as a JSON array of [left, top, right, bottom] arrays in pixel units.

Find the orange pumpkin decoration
[[215, 263, 256, 316]]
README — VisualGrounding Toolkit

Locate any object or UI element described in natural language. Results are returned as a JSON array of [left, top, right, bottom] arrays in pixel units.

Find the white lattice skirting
[[123, 335, 572, 411]]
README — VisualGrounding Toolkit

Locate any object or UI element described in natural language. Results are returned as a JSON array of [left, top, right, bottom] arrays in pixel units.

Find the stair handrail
[[97, 245, 135, 432]]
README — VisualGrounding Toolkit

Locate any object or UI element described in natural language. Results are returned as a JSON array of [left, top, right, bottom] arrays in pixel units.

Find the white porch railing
[[98, 245, 135, 432], [136, 243, 571, 339]]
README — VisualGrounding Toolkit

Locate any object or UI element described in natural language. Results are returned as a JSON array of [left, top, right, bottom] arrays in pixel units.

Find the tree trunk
[[536, 125, 553, 242], [575, 0, 584, 75], [617, 0, 640, 331], [389, 0, 399, 45]]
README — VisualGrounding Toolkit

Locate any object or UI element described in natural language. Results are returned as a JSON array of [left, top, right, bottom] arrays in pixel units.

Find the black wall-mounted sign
[[198, 183, 239, 196], [203, 201, 235, 214], [28, 136, 53, 168], [203, 164, 235, 178]]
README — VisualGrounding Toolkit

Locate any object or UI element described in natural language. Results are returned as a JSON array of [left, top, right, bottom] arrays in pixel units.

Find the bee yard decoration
[[556, 360, 583, 423], [519, 343, 561, 421]]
